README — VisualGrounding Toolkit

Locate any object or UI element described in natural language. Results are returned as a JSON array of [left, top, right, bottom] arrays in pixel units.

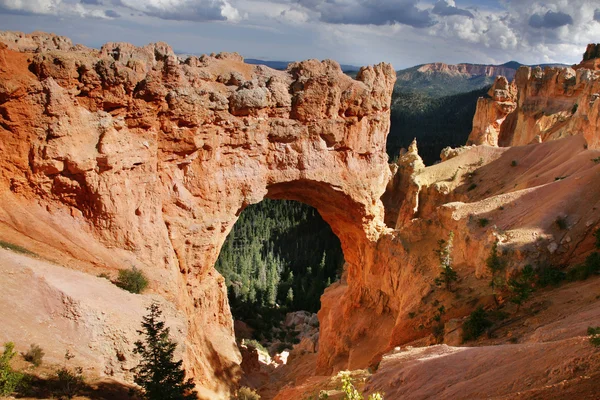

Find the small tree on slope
[[133, 302, 197, 400], [434, 231, 458, 291]]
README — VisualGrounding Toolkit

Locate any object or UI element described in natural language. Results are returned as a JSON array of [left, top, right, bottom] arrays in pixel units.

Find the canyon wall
[[0, 31, 396, 397], [468, 46, 600, 148]]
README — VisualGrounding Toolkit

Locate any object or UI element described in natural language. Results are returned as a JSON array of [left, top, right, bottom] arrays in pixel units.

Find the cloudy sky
[[0, 0, 599, 69]]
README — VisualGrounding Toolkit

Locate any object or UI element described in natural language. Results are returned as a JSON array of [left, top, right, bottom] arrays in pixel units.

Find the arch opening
[[215, 196, 345, 349]]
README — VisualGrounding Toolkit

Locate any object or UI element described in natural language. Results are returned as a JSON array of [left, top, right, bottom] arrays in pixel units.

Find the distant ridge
[[396, 61, 569, 97]]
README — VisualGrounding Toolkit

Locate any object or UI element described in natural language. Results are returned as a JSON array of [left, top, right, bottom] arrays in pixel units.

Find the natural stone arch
[[0, 34, 397, 398]]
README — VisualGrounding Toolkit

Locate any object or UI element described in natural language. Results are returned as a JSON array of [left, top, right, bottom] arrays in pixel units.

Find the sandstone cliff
[[468, 45, 600, 148]]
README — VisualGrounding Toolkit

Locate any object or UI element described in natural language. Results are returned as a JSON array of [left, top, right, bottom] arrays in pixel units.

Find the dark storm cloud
[[432, 0, 473, 18], [594, 9, 600, 22], [294, 0, 435, 28], [104, 9, 120, 18], [528, 10, 573, 29]]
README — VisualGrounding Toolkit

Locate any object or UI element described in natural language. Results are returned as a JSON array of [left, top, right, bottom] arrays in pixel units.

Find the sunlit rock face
[[469, 46, 600, 149], [0, 31, 395, 397]]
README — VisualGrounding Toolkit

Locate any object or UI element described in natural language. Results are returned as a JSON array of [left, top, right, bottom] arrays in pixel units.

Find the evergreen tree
[[434, 232, 458, 290], [133, 302, 197, 400]]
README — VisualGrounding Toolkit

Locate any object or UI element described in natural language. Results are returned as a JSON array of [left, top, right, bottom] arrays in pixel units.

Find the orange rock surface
[[469, 45, 600, 148], [1, 31, 600, 399]]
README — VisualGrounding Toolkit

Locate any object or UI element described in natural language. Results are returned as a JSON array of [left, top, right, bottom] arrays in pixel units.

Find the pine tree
[[434, 232, 458, 290], [133, 302, 197, 400]]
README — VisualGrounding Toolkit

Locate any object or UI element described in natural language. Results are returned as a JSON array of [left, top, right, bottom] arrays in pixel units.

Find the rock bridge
[[0, 32, 398, 397]]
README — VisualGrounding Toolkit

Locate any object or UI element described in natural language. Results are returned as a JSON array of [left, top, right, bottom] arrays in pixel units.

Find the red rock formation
[[469, 48, 600, 149], [0, 31, 395, 397]]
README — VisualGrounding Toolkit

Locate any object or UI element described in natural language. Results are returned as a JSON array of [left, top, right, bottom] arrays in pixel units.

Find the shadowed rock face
[[0, 31, 395, 396]]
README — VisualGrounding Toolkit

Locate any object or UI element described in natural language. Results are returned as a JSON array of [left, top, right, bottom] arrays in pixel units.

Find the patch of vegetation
[[408, 312, 416, 319], [243, 339, 268, 355], [510, 160, 518, 167], [0, 342, 26, 396], [595, 228, 600, 249], [554, 176, 567, 181], [431, 305, 446, 344], [0, 240, 36, 257], [592, 157, 600, 164], [434, 232, 458, 291], [467, 183, 477, 191], [23, 344, 44, 367], [588, 326, 600, 347], [486, 240, 507, 306], [54, 361, 84, 399], [97, 272, 111, 280], [115, 267, 148, 294], [536, 265, 566, 287], [571, 103, 579, 114], [235, 386, 261, 400], [555, 216, 568, 230], [462, 307, 492, 342], [566, 252, 600, 281], [507, 265, 536, 311], [133, 302, 197, 400], [478, 218, 489, 228], [387, 86, 489, 165], [340, 372, 384, 400]]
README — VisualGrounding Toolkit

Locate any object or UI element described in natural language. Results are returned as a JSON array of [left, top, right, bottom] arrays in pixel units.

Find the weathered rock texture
[[2, 31, 600, 400], [468, 47, 600, 148], [0, 31, 395, 397]]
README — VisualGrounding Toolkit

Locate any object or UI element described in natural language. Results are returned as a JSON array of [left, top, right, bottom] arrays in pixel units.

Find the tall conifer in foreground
[[133, 302, 197, 400]]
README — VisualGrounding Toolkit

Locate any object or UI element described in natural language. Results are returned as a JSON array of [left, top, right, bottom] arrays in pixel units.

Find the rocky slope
[[1, 31, 599, 399]]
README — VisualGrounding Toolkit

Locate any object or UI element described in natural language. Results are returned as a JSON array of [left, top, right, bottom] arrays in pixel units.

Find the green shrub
[[97, 272, 111, 280], [340, 373, 384, 400], [571, 103, 579, 114], [23, 344, 44, 367], [478, 218, 489, 228], [555, 216, 568, 230], [0, 342, 25, 396], [595, 229, 600, 249], [243, 339, 268, 355], [588, 326, 600, 347], [536, 265, 566, 287], [0, 240, 36, 257], [467, 183, 477, 191], [592, 157, 600, 164], [462, 307, 492, 342], [116, 267, 148, 294], [507, 265, 535, 311], [566, 253, 600, 282], [236, 386, 261, 400], [510, 160, 518, 167], [55, 366, 84, 398]]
